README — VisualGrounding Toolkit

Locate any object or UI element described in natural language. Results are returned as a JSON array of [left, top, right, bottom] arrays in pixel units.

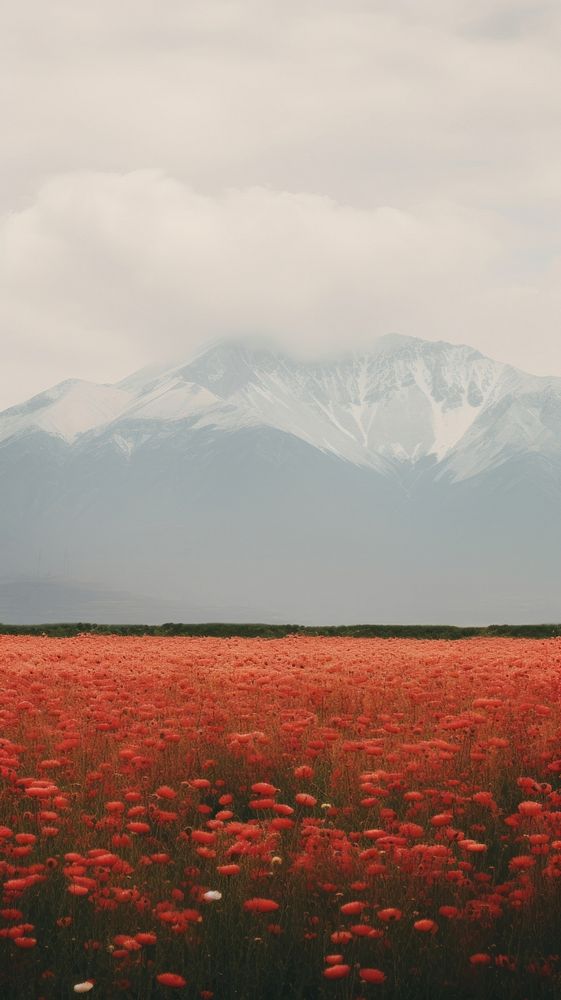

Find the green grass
[[1, 622, 560, 638]]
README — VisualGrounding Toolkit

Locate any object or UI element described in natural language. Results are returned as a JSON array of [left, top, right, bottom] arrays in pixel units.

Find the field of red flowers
[[1, 635, 561, 999]]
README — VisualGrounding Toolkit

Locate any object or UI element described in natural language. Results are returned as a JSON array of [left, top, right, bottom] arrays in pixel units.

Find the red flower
[[243, 898, 279, 913], [323, 964, 350, 980], [156, 972, 187, 987], [359, 968, 386, 983], [413, 919, 438, 933]]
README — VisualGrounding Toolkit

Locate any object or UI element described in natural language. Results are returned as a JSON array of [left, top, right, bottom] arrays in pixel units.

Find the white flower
[[203, 890, 222, 902], [73, 984, 94, 994]]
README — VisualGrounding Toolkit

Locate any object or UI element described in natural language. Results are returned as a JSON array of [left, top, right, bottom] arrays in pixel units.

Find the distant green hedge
[[1, 622, 560, 639]]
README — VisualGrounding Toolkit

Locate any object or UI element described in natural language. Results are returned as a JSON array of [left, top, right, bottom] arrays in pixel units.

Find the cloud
[[0, 169, 511, 396], [2, 0, 561, 213], [2, 2, 561, 405], [1, 167, 561, 404]]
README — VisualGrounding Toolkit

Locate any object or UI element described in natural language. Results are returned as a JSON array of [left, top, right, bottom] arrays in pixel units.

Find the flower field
[[1, 635, 561, 999]]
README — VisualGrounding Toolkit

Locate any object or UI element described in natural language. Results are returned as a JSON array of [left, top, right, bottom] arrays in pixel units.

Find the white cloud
[[0, 170, 504, 394], [1, 1, 561, 405]]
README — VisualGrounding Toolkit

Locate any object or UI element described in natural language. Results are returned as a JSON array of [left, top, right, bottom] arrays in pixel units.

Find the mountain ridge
[[2, 333, 560, 625], [2, 334, 561, 483]]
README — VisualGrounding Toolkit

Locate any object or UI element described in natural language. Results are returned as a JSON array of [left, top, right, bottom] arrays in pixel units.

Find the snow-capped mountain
[[2, 334, 561, 482], [1, 334, 560, 625]]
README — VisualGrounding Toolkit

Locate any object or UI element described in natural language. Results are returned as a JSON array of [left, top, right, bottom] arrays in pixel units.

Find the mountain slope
[[5, 334, 561, 481], [1, 334, 560, 624]]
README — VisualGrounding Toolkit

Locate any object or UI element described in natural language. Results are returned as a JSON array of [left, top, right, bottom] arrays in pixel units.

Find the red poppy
[[323, 964, 350, 980], [156, 972, 187, 987], [243, 898, 280, 913], [359, 968, 386, 983]]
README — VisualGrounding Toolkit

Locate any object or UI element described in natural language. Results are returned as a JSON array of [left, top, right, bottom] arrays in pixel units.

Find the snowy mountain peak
[[0, 378, 133, 445], [1, 335, 560, 482], [164, 335, 518, 469]]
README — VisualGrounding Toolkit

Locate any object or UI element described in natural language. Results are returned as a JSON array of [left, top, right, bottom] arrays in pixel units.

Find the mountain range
[[1, 334, 560, 624]]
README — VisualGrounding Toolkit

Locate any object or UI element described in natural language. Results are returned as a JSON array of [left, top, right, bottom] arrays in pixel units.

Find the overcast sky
[[2, 0, 561, 408]]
